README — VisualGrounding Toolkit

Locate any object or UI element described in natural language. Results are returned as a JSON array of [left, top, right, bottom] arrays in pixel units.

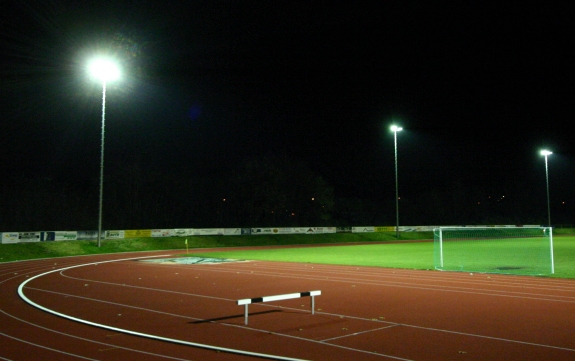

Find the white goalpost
[[433, 226, 554, 275]]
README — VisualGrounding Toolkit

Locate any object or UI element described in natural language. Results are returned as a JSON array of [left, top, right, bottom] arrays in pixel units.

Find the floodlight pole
[[541, 150, 552, 228], [90, 58, 119, 247], [391, 126, 402, 238], [97, 81, 107, 248]]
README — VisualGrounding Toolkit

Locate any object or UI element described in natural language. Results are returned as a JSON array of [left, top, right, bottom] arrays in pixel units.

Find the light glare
[[88, 58, 120, 82], [391, 125, 403, 132], [540, 150, 552, 156]]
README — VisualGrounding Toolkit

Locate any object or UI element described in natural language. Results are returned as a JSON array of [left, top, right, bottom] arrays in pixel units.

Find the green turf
[[189, 236, 575, 279], [192, 242, 433, 269], [435, 238, 553, 275], [0, 232, 430, 263], [1, 231, 574, 279]]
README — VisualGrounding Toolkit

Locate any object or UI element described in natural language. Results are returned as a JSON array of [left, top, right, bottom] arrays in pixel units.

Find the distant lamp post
[[540, 150, 553, 227], [88, 58, 120, 247], [391, 125, 403, 238]]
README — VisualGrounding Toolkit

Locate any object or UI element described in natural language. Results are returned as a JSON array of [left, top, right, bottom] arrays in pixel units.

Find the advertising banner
[[399, 227, 417, 232], [124, 229, 152, 238], [105, 230, 124, 239], [291, 227, 329, 234], [18, 232, 41, 242], [251, 228, 275, 235], [375, 226, 395, 232], [241, 228, 252, 235], [352, 227, 375, 233], [414, 226, 435, 232], [224, 228, 242, 235], [336, 227, 352, 233], [53, 231, 78, 241], [174, 229, 192, 237], [192, 228, 224, 236], [151, 229, 174, 237], [273, 228, 295, 234], [77, 231, 98, 240], [1, 232, 19, 244]]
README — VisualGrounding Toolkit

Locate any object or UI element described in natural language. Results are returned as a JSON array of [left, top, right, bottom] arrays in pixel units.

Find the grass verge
[[0, 232, 429, 263], [2, 231, 574, 279]]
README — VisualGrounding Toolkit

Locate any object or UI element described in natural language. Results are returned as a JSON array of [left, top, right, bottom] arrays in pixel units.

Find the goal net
[[433, 227, 554, 275]]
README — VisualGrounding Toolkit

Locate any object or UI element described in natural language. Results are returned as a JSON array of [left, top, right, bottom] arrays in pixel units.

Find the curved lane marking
[[17, 255, 311, 361]]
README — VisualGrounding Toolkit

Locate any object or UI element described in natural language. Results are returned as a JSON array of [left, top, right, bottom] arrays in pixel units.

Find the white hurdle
[[237, 290, 321, 325]]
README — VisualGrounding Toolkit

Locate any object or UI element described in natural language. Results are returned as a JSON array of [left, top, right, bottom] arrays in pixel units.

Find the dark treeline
[[0, 155, 570, 232]]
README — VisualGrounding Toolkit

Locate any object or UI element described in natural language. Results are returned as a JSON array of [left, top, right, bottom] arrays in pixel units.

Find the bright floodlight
[[540, 150, 552, 156], [391, 125, 403, 132], [88, 58, 120, 82]]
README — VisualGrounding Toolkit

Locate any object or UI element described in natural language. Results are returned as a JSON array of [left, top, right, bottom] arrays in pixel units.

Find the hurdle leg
[[244, 304, 249, 325], [311, 295, 315, 314]]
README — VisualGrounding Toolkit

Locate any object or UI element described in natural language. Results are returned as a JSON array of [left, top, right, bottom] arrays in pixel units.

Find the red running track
[[1, 248, 575, 360]]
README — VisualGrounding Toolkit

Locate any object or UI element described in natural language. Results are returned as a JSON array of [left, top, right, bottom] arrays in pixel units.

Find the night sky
[[1, 1, 574, 228]]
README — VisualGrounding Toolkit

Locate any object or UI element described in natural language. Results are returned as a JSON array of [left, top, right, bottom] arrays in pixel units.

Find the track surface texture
[[1, 248, 575, 361]]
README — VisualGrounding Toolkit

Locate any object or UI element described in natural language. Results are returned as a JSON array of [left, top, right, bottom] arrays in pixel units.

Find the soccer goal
[[433, 227, 554, 275]]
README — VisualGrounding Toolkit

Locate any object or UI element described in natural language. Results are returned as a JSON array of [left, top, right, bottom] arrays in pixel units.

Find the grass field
[[2, 231, 574, 278], [191, 242, 434, 269], [0, 232, 430, 263], [188, 233, 575, 278], [435, 237, 555, 275]]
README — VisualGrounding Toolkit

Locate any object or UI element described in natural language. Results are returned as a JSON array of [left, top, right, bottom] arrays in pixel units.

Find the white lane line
[[57, 271, 236, 302], [64, 260, 575, 302], [401, 323, 575, 353], [25, 286, 217, 321], [0, 303, 203, 361], [17, 255, 311, 361], [40, 267, 575, 356], [167, 266, 575, 303], [26, 286, 412, 361], [320, 324, 400, 342], [0, 331, 99, 361], [191, 262, 575, 290], [25, 257, 575, 358], [308, 310, 575, 353]]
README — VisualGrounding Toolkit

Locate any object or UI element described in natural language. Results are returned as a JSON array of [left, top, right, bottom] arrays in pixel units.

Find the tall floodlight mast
[[88, 58, 120, 247], [391, 125, 403, 238], [540, 150, 553, 228]]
